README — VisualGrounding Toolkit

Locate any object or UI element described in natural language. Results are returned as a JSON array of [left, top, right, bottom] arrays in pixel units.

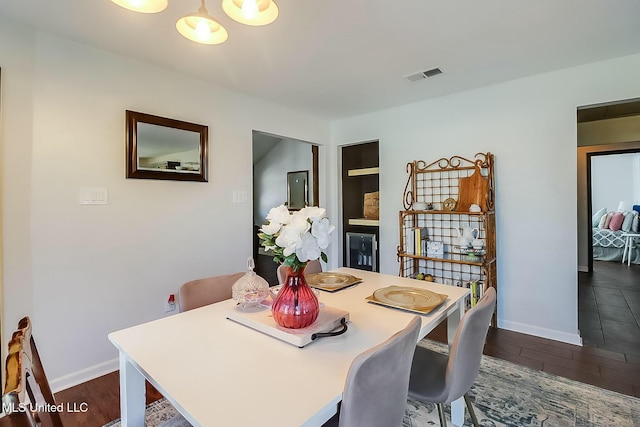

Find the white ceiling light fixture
[[176, 0, 228, 45], [110, 0, 168, 13], [222, 0, 279, 26], [109, 0, 278, 44]]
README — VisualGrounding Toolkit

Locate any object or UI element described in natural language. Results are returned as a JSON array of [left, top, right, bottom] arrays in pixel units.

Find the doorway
[[577, 100, 640, 358], [251, 131, 318, 284]]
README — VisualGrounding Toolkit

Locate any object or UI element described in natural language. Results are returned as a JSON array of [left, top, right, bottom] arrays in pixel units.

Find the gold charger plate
[[366, 286, 447, 314], [306, 272, 362, 292]]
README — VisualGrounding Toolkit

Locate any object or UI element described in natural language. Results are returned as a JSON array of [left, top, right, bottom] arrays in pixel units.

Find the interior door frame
[[586, 146, 640, 272], [0, 67, 3, 387]]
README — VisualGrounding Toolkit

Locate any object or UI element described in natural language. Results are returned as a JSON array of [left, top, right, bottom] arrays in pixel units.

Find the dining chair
[[276, 259, 322, 285], [408, 286, 496, 427], [178, 272, 244, 312], [323, 316, 421, 427], [2, 316, 64, 427]]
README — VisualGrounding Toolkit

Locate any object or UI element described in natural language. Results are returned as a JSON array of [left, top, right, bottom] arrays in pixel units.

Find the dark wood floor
[[578, 260, 640, 354], [55, 261, 640, 426]]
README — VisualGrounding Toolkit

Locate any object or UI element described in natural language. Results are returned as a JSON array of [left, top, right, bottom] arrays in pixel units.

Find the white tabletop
[[109, 268, 469, 427]]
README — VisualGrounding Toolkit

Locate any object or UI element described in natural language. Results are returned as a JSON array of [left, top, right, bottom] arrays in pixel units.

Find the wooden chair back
[[2, 317, 63, 427]]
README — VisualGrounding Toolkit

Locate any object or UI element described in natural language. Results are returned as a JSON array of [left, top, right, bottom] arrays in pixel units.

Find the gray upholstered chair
[[324, 316, 421, 427], [408, 286, 496, 427], [276, 259, 322, 285], [178, 272, 244, 312]]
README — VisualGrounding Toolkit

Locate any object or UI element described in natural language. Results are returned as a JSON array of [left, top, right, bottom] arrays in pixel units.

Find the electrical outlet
[[164, 294, 176, 312]]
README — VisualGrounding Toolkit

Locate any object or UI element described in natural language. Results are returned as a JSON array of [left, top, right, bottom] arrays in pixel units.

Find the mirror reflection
[[126, 110, 208, 182], [137, 123, 201, 172], [287, 170, 308, 210]]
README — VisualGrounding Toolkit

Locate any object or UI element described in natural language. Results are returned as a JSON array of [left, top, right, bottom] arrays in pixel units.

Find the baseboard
[[498, 320, 583, 346], [50, 358, 119, 393], [578, 265, 588, 272]]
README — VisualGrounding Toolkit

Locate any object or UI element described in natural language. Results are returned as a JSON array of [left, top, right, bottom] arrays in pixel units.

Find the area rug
[[104, 339, 640, 427], [404, 340, 640, 427]]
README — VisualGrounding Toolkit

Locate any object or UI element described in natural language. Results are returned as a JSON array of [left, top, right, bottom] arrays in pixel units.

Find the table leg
[[119, 352, 146, 427], [448, 301, 465, 427], [622, 236, 629, 264]]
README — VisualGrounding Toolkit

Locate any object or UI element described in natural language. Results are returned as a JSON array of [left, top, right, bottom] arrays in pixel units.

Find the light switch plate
[[232, 191, 248, 203], [80, 187, 108, 205]]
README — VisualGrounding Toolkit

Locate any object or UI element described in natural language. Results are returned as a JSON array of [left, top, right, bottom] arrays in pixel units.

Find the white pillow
[[633, 215, 640, 233], [592, 207, 607, 227], [599, 212, 614, 229], [598, 212, 608, 229]]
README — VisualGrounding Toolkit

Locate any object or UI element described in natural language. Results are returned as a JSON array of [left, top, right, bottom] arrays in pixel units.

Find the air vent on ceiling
[[404, 67, 443, 82]]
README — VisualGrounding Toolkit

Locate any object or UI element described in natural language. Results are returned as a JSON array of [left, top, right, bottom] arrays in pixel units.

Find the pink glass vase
[[272, 264, 320, 329]]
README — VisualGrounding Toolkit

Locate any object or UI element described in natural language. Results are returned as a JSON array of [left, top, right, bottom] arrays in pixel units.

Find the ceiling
[[2, 1, 640, 119]]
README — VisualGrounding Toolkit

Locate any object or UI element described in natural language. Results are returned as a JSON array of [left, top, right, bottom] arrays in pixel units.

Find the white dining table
[[108, 267, 470, 427]]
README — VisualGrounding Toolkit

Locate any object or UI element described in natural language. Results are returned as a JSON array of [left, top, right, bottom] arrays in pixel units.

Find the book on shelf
[[426, 241, 444, 257], [470, 281, 478, 307], [406, 228, 414, 255], [468, 281, 484, 308], [414, 227, 429, 255]]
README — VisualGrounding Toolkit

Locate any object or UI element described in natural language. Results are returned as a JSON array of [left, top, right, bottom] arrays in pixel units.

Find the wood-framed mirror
[[286, 170, 309, 210], [125, 110, 208, 182]]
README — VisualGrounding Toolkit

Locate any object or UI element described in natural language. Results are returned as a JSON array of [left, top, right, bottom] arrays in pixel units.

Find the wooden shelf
[[348, 218, 379, 226], [406, 210, 493, 215], [342, 141, 380, 272], [399, 252, 496, 267], [347, 167, 379, 177], [398, 152, 496, 325]]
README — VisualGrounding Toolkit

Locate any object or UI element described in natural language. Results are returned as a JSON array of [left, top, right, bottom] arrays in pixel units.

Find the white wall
[[0, 19, 37, 369], [591, 153, 640, 213], [331, 52, 640, 345], [253, 139, 314, 225], [1, 20, 330, 390]]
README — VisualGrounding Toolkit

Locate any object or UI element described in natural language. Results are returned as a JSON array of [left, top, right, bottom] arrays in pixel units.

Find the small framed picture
[[426, 241, 444, 257]]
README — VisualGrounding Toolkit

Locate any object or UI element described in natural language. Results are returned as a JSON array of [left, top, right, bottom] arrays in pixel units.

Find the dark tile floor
[[578, 260, 640, 357]]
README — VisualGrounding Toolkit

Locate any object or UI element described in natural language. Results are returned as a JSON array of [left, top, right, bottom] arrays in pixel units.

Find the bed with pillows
[[592, 206, 640, 264]]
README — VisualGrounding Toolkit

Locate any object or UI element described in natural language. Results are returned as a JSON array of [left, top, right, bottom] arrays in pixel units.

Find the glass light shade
[[176, 9, 229, 45], [222, 0, 279, 26], [110, 0, 168, 13]]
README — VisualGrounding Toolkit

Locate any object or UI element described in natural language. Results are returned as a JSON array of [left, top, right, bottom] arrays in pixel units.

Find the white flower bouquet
[[258, 205, 335, 271]]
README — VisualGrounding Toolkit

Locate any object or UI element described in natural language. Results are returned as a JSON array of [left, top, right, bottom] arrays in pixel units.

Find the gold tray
[[306, 272, 363, 292], [366, 286, 447, 314]]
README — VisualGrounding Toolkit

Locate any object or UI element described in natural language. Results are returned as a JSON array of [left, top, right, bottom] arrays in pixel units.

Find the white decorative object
[[426, 241, 444, 257], [617, 201, 631, 212], [455, 227, 479, 248], [258, 205, 335, 270], [472, 238, 485, 249], [232, 257, 269, 309], [469, 203, 482, 212]]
